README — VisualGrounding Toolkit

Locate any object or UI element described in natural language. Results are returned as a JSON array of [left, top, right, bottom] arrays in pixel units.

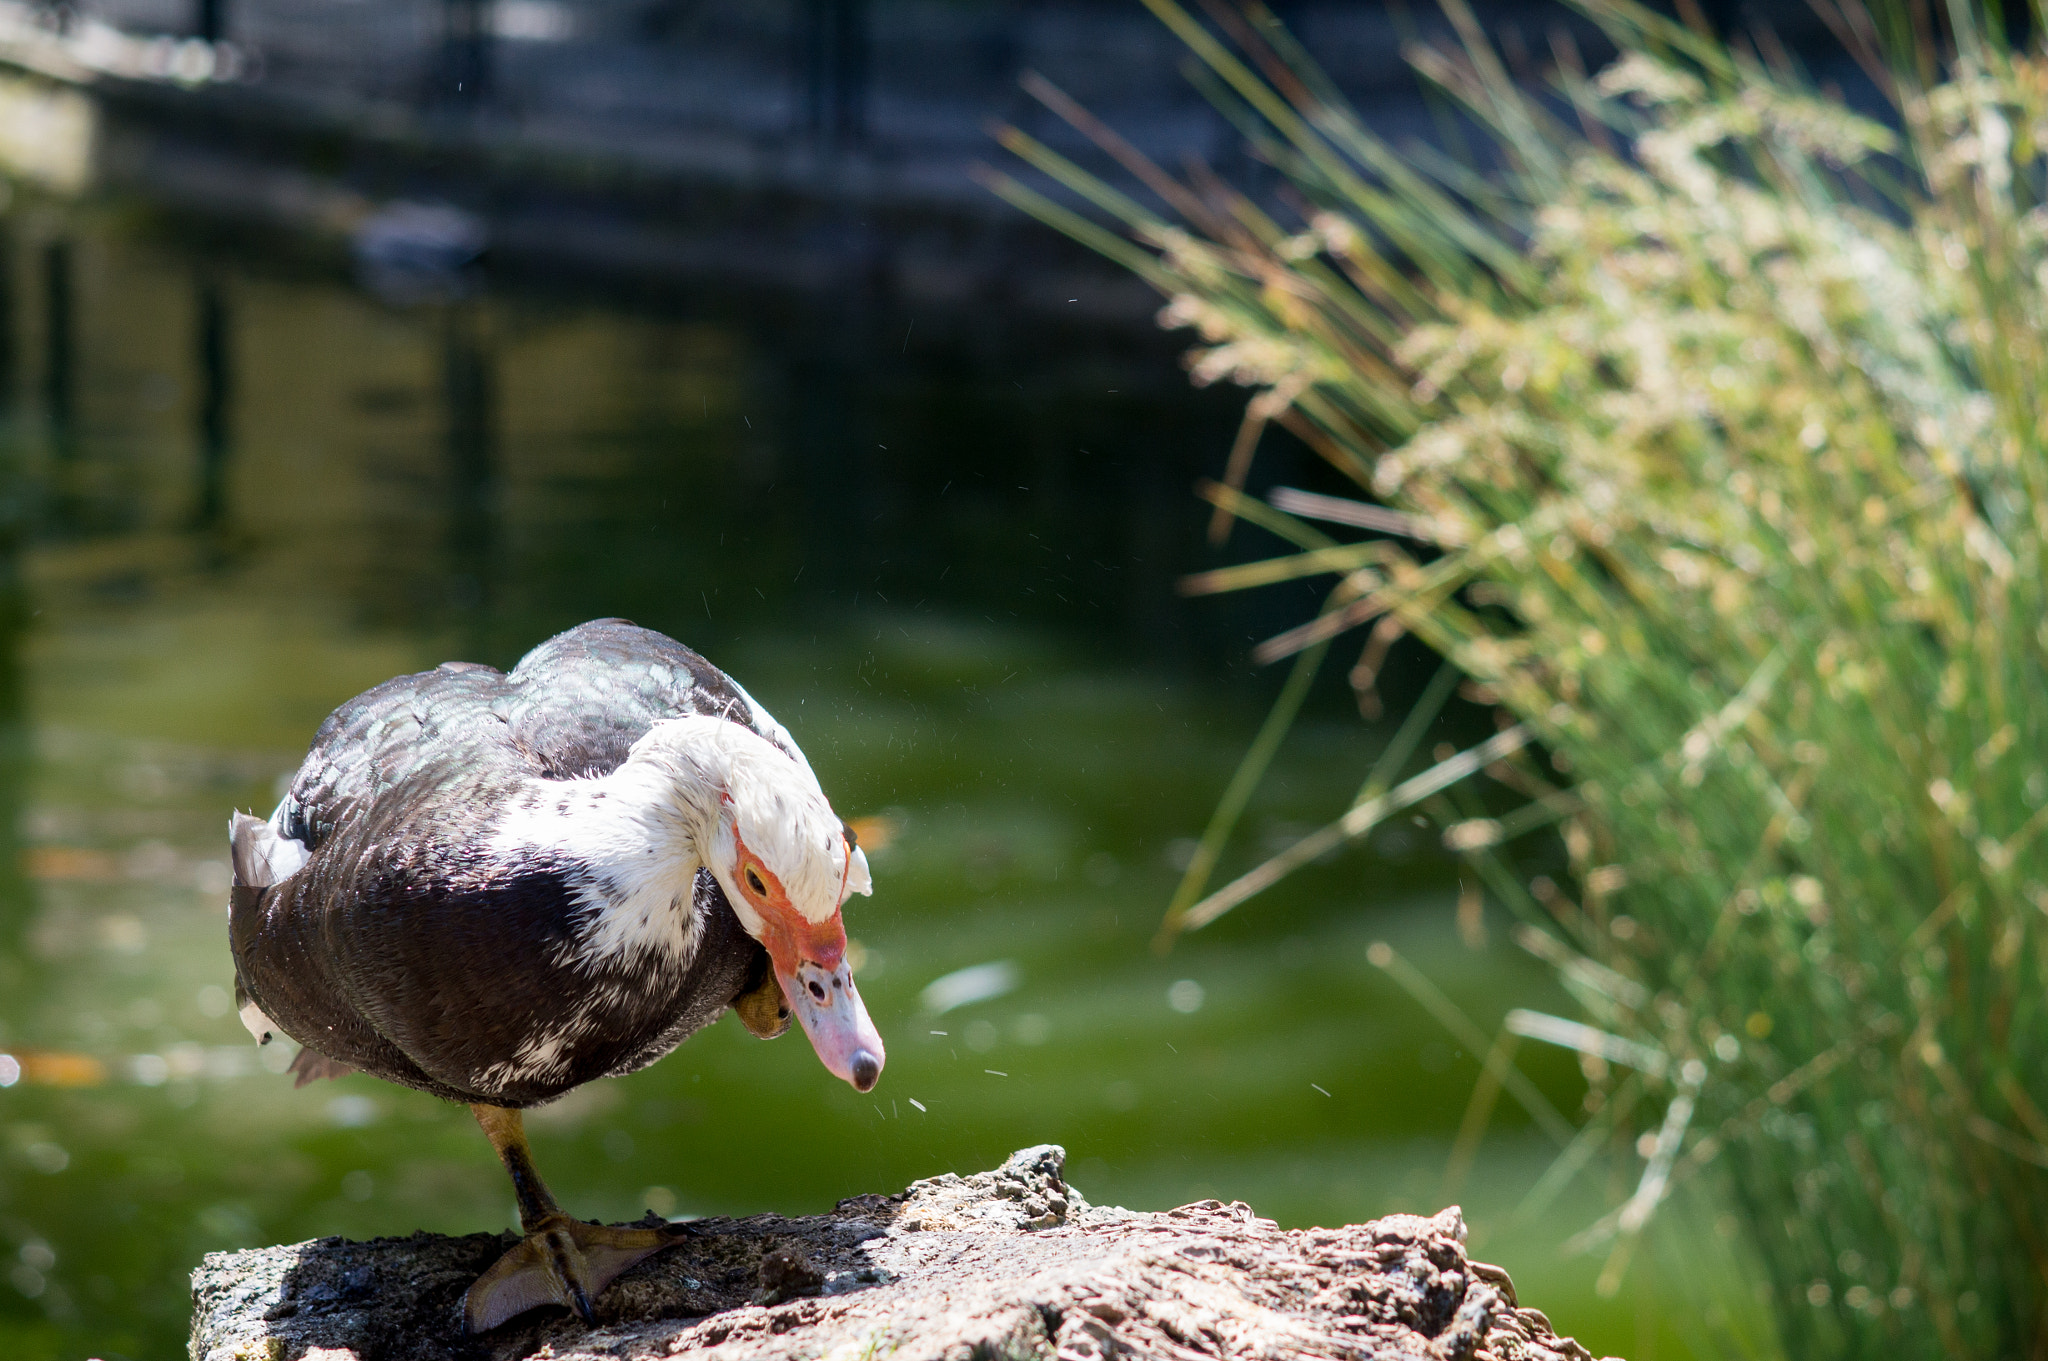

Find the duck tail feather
[[289, 1047, 355, 1087]]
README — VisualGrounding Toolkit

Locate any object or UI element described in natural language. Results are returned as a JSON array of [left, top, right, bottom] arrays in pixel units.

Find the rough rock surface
[[191, 1145, 1618, 1361]]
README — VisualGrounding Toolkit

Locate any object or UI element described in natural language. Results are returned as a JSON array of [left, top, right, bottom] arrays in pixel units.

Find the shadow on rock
[[198, 1198, 897, 1361]]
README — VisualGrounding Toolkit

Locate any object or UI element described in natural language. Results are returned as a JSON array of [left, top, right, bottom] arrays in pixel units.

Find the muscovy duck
[[226, 619, 884, 1331]]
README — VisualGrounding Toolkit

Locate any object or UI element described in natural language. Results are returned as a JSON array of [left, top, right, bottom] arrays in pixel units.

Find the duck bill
[[767, 911, 885, 1093]]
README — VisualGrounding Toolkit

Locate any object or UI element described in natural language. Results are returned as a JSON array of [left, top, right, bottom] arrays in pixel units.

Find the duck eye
[[744, 866, 767, 896]]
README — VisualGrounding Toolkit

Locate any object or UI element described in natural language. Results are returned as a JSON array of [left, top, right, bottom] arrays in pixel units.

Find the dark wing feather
[[275, 660, 520, 852], [503, 619, 803, 779]]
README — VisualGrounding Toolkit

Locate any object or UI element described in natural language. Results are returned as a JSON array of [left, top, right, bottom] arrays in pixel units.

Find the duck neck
[[491, 725, 737, 969]]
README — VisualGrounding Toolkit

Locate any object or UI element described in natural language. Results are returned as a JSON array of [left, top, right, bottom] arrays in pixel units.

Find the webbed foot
[[464, 1213, 691, 1332]]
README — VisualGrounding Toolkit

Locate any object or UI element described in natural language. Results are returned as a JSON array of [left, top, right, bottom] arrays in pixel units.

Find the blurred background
[[0, 2, 1828, 1358]]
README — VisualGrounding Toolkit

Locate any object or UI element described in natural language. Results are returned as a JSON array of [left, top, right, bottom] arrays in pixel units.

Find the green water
[[0, 200, 1743, 1360]]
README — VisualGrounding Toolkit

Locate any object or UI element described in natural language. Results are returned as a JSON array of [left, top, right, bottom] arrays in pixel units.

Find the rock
[[190, 1145, 1619, 1361]]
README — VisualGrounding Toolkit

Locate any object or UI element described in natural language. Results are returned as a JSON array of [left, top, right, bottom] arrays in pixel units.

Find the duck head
[[701, 734, 884, 1093]]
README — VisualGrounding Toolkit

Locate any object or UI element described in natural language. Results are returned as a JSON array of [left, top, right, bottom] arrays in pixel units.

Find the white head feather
[[627, 717, 869, 936]]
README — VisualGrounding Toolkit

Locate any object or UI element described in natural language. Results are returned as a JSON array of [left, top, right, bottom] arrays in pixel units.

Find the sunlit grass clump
[[990, 0, 2048, 1354]]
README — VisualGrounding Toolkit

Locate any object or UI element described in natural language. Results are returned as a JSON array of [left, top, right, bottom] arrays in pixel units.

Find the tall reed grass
[[986, 1, 2048, 1354]]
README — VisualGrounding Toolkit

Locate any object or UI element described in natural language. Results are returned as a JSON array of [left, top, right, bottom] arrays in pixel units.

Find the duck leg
[[463, 1104, 690, 1333]]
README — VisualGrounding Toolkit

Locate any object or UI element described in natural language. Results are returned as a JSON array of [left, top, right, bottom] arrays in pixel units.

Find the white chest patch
[[555, 873, 699, 972], [485, 770, 706, 972]]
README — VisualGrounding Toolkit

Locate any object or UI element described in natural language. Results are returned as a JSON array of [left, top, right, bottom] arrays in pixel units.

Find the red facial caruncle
[[729, 827, 884, 1092]]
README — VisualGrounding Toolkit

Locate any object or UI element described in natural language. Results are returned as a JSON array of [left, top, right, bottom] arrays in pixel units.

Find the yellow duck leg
[[463, 1104, 690, 1333]]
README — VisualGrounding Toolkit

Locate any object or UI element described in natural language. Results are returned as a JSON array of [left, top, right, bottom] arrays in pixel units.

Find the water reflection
[[0, 221, 15, 419], [0, 569, 23, 972], [440, 300, 496, 633], [191, 274, 231, 536], [798, 0, 869, 148], [435, 0, 493, 105], [39, 239, 71, 460], [0, 195, 1690, 1361], [0, 242, 27, 966]]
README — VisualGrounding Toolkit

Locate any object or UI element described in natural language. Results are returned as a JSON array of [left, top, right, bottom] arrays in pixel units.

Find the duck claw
[[464, 1214, 690, 1332]]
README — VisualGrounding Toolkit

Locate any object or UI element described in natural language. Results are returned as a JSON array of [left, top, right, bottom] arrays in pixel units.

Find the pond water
[[0, 198, 1733, 1360]]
